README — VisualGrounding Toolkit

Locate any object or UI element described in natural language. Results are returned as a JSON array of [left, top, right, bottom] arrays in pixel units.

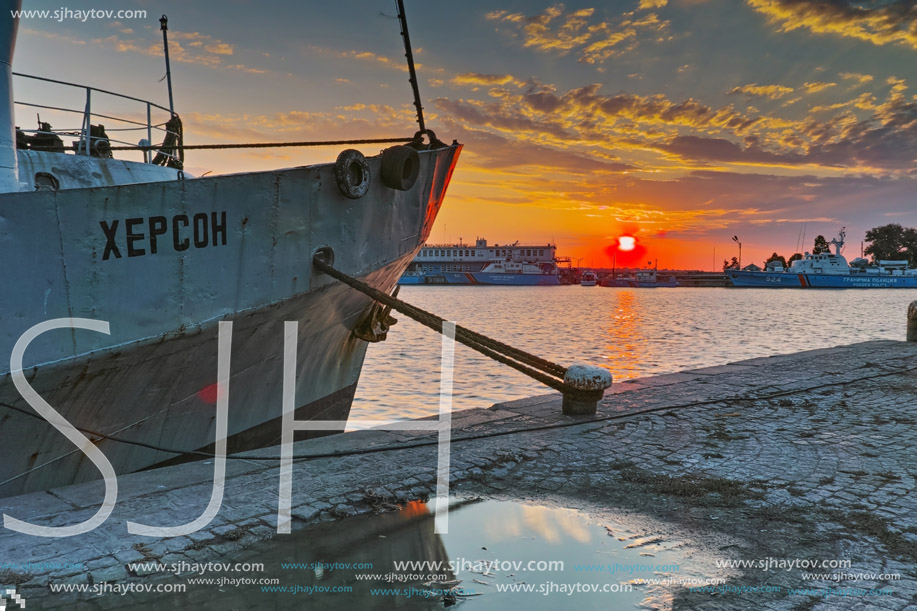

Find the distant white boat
[[580, 270, 598, 286], [399, 238, 561, 285], [604, 268, 677, 288]]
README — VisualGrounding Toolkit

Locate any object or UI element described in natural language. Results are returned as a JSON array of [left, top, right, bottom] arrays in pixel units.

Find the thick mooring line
[[311, 255, 613, 415]]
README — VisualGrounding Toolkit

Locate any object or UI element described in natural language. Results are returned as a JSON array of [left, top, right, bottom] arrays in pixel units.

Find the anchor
[[353, 286, 400, 342]]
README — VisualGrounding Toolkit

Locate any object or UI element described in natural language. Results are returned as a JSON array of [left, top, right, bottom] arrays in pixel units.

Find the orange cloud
[[183, 103, 416, 146], [451, 73, 523, 87], [171, 31, 235, 55], [486, 4, 670, 64], [441, 67, 917, 177], [22, 27, 87, 45], [886, 76, 908, 97], [226, 64, 265, 74], [802, 81, 836, 94], [810, 91, 876, 112], [90, 30, 236, 68], [728, 83, 795, 99], [307, 46, 415, 72], [839, 72, 874, 86], [747, 0, 917, 51], [205, 43, 234, 56]]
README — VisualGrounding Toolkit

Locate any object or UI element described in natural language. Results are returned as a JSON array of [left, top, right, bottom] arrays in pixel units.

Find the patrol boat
[[727, 229, 917, 288], [0, 4, 461, 497]]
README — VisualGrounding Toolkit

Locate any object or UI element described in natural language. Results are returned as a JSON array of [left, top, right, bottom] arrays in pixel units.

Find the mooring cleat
[[562, 364, 613, 416]]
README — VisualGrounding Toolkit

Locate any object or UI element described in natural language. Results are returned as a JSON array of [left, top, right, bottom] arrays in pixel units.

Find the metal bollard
[[562, 365, 613, 415], [908, 301, 917, 343]]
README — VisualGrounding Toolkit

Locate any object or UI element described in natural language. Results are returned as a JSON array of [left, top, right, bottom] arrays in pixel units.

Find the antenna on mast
[[395, 0, 425, 133], [159, 15, 174, 116], [830, 227, 846, 256]]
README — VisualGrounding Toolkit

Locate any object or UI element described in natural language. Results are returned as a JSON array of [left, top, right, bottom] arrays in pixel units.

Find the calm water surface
[[351, 286, 916, 424]]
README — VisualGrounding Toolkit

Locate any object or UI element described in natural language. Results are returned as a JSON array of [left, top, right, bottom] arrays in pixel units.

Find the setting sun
[[618, 236, 636, 252]]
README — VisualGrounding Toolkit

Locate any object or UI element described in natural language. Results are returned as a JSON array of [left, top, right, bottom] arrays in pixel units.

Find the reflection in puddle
[[108, 499, 736, 610]]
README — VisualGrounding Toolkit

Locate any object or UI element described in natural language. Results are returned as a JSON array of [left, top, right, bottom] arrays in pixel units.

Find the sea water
[[351, 286, 915, 424]]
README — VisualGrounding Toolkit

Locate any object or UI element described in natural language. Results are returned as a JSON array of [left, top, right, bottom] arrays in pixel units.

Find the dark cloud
[[805, 96, 917, 168], [434, 116, 633, 174], [435, 97, 573, 140], [658, 135, 808, 164], [640, 91, 917, 169], [608, 170, 917, 226]]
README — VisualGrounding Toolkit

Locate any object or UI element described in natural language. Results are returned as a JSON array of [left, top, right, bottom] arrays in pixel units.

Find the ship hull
[[727, 271, 917, 288], [0, 143, 462, 497], [397, 274, 447, 285], [442, 272, 561, 286]]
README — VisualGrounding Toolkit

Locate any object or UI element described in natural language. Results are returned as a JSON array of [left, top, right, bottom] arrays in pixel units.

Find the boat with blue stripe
[[728, 270, 917, 288], [443, 265, 561, 285], [727, 229, 917, 288]]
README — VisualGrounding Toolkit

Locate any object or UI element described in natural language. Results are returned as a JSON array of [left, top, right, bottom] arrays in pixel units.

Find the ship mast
[[830, 227, 846, 256], [395, 0, 425, 133], [159, 15, 175, 116], [0, 0, 22, 192]]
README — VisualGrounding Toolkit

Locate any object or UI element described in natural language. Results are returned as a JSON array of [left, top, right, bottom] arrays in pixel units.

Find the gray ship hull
[[0, 143, 461, 497]]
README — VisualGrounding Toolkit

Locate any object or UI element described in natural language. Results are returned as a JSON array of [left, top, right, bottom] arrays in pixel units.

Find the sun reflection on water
[[354, 286, 916, 423], [604, 290, 645, 381]]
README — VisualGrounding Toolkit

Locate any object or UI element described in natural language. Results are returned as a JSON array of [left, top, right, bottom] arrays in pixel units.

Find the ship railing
[[12, 72, 178, 164]]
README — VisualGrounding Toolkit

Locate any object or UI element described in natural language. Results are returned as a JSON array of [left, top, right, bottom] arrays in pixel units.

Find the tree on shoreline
[[765, 252, 787, 268], [813, 235, 831, 254], [864, 224, 917, 265]]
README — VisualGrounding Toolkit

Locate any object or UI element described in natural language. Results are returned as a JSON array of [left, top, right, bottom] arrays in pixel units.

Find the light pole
[[732, 235, 742, 269]]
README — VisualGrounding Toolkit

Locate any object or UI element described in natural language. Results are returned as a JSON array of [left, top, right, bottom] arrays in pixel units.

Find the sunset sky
[[12, 0, 917, 269]]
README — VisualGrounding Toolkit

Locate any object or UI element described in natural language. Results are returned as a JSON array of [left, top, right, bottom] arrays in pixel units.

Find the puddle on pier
[[111, 499, 737, 610]]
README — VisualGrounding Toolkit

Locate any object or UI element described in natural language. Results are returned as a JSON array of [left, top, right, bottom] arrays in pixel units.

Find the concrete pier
[[1, 340, 916, 610]]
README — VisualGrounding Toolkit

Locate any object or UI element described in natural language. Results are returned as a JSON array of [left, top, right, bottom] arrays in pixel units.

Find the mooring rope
[[311, 255, 570, 392], [107, 137, 414, 152], [0, 259, 601, 487], [1, 362, 913, 487]]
